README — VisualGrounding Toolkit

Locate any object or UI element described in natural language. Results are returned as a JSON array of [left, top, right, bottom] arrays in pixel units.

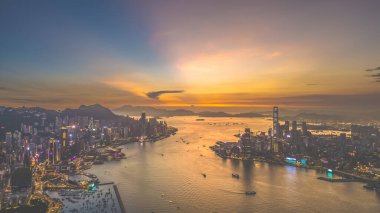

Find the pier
[[317, 177, 358, 182], [99, 182, 114, 186], [114, 185, 126, 213]]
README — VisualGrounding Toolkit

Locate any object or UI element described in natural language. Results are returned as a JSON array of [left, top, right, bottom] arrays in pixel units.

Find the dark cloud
[[365, 66, 380, 71], [370, 73, 380, 78], [367, 72, 380, 83], [146, 90, 184, 100]]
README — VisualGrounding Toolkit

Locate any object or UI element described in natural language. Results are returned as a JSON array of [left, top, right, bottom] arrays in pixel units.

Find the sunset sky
[[0, 0, 379, 111]]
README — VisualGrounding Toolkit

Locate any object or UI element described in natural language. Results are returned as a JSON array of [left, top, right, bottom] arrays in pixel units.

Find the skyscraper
[[61, 127, 68, 160], [273, 107, 279, 137], [139, 113, 147, 136], [284, 121, 290, 136], [302, 122, 308, 135], [61, 127, 68, 147], [272, 107, 279, 154], [48, 138, 55, 164], [292, 121, 297, 131], [5, 132, 12, 148], [241, 128, 252, 159]]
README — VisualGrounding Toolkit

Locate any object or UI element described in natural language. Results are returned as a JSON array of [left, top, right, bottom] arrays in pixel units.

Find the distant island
[[112, 105, 380, 122], [113, 105, 267, 118]]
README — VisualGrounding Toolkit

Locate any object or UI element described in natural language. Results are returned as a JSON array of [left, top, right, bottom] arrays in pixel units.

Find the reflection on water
[[88, 116, 380, 213]]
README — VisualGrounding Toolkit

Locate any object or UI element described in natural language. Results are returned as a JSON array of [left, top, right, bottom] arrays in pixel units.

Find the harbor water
[[88, 116, 380, 213]]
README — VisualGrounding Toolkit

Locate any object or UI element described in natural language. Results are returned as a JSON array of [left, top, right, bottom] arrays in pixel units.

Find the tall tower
[[292, 121, 297, 131], [140, 112, 147, 137], [302, 122, 308, 135], [284, 121, 290, 136], [273, 107, 279, 137], [272, 107, 279, 154], [241, 128, 252, 159], [61, 127, 68, 160], [61, 127, 67, 147], [89, 117, 94, 130], [48, 138, 55, 164]]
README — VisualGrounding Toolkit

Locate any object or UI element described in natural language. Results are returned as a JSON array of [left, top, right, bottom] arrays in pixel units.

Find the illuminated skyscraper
[[48, 138, 55, 164], [61, 127, 68, 160], [61, 127, 68, 148], [272, 107, 279, 154], [273, 107, 279, 137], [54, 139, 61, 163], [241, 128, 253, 159]]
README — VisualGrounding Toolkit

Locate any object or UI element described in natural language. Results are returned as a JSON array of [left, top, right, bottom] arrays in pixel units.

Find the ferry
[[232, 173, 240, 179], [245, 191, 256, 195]]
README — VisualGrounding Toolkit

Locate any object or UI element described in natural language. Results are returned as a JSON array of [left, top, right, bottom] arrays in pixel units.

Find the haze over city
[[1, 0, 379, 111]]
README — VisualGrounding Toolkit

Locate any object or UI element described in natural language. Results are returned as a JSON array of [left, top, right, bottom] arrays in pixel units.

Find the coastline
[[214, 153, 377, 185], [113, 185, 126, 213]]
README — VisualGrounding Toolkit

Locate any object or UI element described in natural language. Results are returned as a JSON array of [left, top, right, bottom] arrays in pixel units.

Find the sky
[[0, 0, 379, 111]]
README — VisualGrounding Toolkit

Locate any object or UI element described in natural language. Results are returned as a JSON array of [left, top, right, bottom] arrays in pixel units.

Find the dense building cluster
[[211, 107, 380, 179], [0, 105, 171, 210]]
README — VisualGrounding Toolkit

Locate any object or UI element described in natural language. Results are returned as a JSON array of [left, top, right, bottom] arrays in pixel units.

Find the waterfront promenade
[[46, 184, 123, 213]]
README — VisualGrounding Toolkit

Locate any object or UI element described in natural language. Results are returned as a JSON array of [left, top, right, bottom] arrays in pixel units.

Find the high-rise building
[[284, 121, 290, 136], [273, 107, 279, 137], [61, 127, 68, 148], [48, 138, 55, 164], [89, 117, 94, 130], [5, 132, 12, 147], [241, 128, 253, 159], [61, 127, 68, 160], [302, 122, 308, 135], [139, 113, 147, 136], [54, 139, 61, 163], [272, 107, 280, 154], [292, 121, 297, 131]]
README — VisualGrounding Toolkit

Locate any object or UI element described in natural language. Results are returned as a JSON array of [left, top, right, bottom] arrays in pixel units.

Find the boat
[[202, 173, 207, 178], [161, 153, 164, 156], [363, 184, 375, 190], [232, 173, 240, 179], [93, 160, 104, 165], [245, 191, 256, 195], [196, 118, 205, 121]]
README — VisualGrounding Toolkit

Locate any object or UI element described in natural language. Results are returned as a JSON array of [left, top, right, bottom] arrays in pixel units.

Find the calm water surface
[[88, 116, 380, 213]]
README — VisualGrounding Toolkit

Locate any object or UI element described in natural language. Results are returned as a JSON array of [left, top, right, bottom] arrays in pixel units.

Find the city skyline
[[1, 1, 380, 213], [1, 0, 380, 110]]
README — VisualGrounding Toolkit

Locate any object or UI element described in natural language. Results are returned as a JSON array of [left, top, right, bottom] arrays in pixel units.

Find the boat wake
[[218, 188, 247, 195]]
